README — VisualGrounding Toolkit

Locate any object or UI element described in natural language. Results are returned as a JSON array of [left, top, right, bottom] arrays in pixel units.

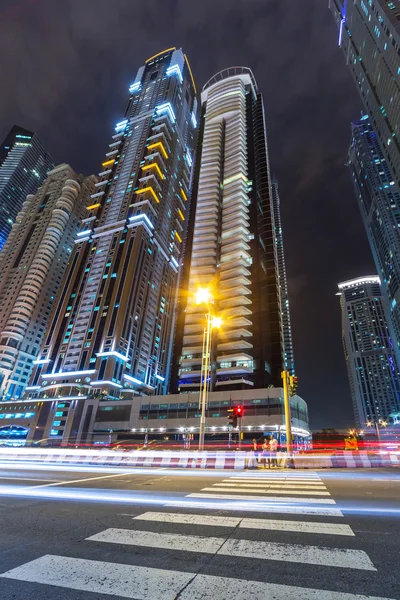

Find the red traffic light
[[234, 405, 243, 417]]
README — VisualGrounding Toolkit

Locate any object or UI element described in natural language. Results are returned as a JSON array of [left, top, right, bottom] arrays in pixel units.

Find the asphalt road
[[0, 463, 399, 599]]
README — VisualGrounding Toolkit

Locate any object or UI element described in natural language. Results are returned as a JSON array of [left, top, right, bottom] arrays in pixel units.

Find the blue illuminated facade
[[26, 48, 197, 444], [0, 125, 53, 250], [349, 115, 400, 360], [329, 0, 400, 186]]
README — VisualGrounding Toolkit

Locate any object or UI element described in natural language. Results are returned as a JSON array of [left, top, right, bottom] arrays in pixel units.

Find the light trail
[[0, 483, 399, 517]]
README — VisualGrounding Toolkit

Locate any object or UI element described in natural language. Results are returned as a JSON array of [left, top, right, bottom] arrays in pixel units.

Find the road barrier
[[0, 448, 398, 469]]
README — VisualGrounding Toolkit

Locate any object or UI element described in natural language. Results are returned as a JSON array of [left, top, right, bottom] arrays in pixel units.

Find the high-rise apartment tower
[[26, 48, 197, 444], [0, 164, 96, 401], [0, 125, 53, 250], [329, 0, 400, 185], [271, 179, 295, 376], [176, 67, 283, 392], [349, 114, 400, 360], [338, 275, 400, 426]]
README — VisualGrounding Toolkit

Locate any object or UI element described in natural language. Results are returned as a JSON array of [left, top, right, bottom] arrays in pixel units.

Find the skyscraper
[[0, 164, 97, 401], [271, 178, 295, 376], [176, 67, 283, 392], [348, 114, 400, 359], [0, 125, 53, 250], [26, 48, 197, 444], [338, 275, 400, 427], [329, 0, 400, 185]]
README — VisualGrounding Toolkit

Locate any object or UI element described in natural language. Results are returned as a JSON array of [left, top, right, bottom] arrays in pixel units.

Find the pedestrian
[[262, 437, 270, 469], [252, 438, 259, 464], [269, 435, 278, 468]]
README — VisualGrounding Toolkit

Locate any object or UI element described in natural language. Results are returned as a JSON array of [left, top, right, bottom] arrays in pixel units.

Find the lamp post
[[196, 288, 221, 451], [366, 419, 387, 445]]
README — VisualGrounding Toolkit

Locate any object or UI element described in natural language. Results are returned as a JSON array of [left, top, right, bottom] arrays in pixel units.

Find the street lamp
[[366, 419, 387, 443], [195, 287, 221, 451]]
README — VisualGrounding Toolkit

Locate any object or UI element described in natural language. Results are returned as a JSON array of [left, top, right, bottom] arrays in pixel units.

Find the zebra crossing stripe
[[0, 554, 193, 599], [87, 527, 373, 570], [226, 478, 326, 485], [165, 500, 344, 517], [219, 538, 376, 570], [200, 487, 332, 497], [86, 528, 225, 553], [215, 482, 328, 491], [133, 511, 353, 535], [0, 556, 391, 599], [239, 518, 354, 536], [188, 492, 336, 503], [178, 573, 393, 600], [133, 512, 241, 527]]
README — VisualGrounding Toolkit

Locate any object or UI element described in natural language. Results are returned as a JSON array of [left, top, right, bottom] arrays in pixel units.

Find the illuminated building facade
[[26, 48, 197, 444], [271, 178, 295, 376], [338, 275, 400, 427], [0, 125, 53, 250], [175, 67, 283, 392], [0, 164, 96, 401], [349, 115, 400, 361], [329, 0, 400, 186]]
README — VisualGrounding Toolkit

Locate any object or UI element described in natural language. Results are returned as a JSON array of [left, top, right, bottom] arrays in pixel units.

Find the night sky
[[0, 0, 376, 430]]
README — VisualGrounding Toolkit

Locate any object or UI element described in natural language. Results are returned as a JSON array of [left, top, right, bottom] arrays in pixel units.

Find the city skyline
[[0, 1, 379, 428]]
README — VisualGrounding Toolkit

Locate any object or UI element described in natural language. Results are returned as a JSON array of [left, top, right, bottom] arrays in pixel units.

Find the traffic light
[[289, 375, 298, 396], [233, 405, 243, 427], [227, 408, 234, 426]]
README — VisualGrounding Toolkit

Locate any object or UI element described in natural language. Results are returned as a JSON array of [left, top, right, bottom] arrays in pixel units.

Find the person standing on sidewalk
[[262, 437, 270, 468], [269, 435, 278, 468]]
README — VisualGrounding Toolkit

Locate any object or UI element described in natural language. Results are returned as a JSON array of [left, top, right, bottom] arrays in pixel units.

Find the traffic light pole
[[281, 370, 293, 455]]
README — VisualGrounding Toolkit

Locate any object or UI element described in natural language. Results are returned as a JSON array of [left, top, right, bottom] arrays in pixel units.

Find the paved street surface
[[0, 463, 399, 599]]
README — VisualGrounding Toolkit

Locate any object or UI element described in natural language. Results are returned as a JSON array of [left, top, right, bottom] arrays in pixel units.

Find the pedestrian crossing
[[0, 470, 394, 599]]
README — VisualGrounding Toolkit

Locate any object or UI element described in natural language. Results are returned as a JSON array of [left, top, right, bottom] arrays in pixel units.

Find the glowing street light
[[196, 286, 221, 451], [366, 418, 387, 442], [195, 287, 213, 305]]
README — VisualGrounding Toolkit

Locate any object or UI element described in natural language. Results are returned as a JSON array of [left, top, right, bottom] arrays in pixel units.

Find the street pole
[[281, 370, 292, 455], [199, 310, 211, 451], [375, 421, 380, 442], [238, 416, 242, 449]]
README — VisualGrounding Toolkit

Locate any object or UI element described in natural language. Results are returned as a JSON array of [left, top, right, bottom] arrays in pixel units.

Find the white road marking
[[227, 478, 326, 485], [86, 528, 225, 553], [240, 518, 354, 536], [27, 471, 133, 490], [0, 555, 193, 599], [218, 482, 328, 490], [219, 539, 376, 570], [188, 492, 336, 504], [179, 574, 393, 600], [165, 501, 344, 516], [133, 512, 241, 527], [133, 511, 352, 535], [201, 486, 331, 496], [87, 528, 374, 570], [1, 556, 389, 600]]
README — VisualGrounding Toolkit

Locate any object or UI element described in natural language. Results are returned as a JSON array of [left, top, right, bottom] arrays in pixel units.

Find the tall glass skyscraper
[[0, 125, 53, 250], [26, 48, 197, 444], [175, 67, 283, 392], [329, 0, 400, 185], [0, 164, 96, 401], [338, 275, 400, 426], [271, 179, 295, 376], [349, 114, 400, 359]]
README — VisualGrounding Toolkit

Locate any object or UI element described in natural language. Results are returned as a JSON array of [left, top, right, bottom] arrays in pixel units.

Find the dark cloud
[[0, 0, 375, 429]]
